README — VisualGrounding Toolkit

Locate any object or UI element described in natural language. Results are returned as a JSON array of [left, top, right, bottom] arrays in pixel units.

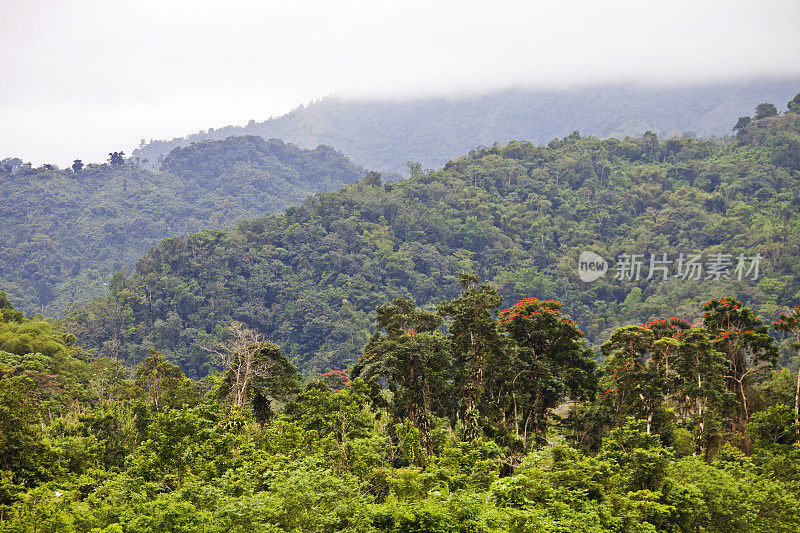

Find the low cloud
[[2, 0, 798, 165]]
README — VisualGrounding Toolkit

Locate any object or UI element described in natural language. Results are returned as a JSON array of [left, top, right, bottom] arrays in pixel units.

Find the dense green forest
[[2, 281, 800, 531], [0, 137, 362, 315], [4, 0, 800, 526], [3, 92, 800, 531], [69, 98, 800, 377], [132, 79, 800, 174]]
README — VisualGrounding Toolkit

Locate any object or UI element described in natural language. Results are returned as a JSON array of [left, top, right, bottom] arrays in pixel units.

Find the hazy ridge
[[134, 79, 800, 174]]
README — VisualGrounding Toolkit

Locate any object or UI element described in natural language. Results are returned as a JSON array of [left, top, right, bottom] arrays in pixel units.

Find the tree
[[438, 274, 504, 440], [497, 297, 597, 446], [134, 349, 195, 411], [773, 308, 800, 433], [600, 325, 663, 434], [353, 297, 449, 439], [0, 293, 24, 323], [71, 159, 83, 172], [319, 369, 350, 392], [749, 404, 798, 447], [362, 171, 382, 187], [754, 103, 778, 120], [249, 342, 300, 423], [600, 418, 673, 493], [203, 323, 262, 408], [672, 328, 728, 454], [703, 298, 777, 448], [284, 380, 375, 471], [733, 116, 751, 134], [0, 376, 41, 478], [203, 322, 299, 414], [788, 92, 800, 114], [641, 130, 659, 161], [407, 161, 423, 178], [107, 151, 125, 167]]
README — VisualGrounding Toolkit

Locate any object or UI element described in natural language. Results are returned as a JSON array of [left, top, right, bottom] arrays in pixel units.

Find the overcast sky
[[2, 0, 799, 166]]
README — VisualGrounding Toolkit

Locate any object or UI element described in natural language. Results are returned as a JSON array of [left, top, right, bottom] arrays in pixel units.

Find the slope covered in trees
[[133, 78, 800, 174], [0, 137, 363, 314], [3, 287, 800, 531], [70, 100, 800, 377]]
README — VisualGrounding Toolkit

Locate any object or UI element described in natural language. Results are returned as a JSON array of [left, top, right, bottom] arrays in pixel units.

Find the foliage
[[5, 92, 800, 530], [495, 296, 597, 446], [353, 297, 450, 439], [64, 109, 800, 379], [1, 280, 800, 531], [438, 274, 505, 441], [0, 136, 363, 314]]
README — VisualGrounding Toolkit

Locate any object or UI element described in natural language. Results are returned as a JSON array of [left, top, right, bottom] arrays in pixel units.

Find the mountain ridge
[[133, 78, 800, 174], [0, 136, 363, 314], [73, 107, 800, 377]]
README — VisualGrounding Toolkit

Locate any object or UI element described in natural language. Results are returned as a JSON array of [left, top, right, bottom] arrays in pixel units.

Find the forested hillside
[[133, 78, 800, 174], [70, 98, 800, 377], [0, 137, 362, 314], [3, 284, 800, 531]]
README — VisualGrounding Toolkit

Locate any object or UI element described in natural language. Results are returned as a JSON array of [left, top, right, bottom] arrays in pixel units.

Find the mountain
[[0, 137, 363, 314], [71, 102, 800, 377], [133, 79, 800, 174]]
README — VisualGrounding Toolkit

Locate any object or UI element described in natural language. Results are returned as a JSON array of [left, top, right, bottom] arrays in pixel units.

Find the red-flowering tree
[[647, 317, 692, 339], [497, 297, 597, 445], [774, 307, 800, 433], [703, 298, 777, 445], [319, 369, 350, 392], [601, 313, 730, 450]]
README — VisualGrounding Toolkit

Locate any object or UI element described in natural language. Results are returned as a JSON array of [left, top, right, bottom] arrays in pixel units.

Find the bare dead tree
[[201, 322, 275, 409]]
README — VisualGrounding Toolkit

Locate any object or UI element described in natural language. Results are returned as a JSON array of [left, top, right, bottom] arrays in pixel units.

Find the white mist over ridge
[[132, 79, 800, 176]]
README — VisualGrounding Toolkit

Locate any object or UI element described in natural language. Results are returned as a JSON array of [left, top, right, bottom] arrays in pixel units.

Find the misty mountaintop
[[134, 78, 800, 174]]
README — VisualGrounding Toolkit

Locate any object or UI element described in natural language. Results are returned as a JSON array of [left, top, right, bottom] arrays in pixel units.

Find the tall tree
[[672, 327, 728, 454], [600, 325, 663, 434], [203, 322, 299, 413], [496, 297, 596, 446], [107, 151, 125, 167], [773, 307, 800, 434], [754, 103, 778, 120], [733, 116, 751, 136], [438, 273, 504, 440], [702, 298, 777, 448], [249, 342, 301, 423], [353, 297, 449, 439], [647, 317, 691, 384]]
